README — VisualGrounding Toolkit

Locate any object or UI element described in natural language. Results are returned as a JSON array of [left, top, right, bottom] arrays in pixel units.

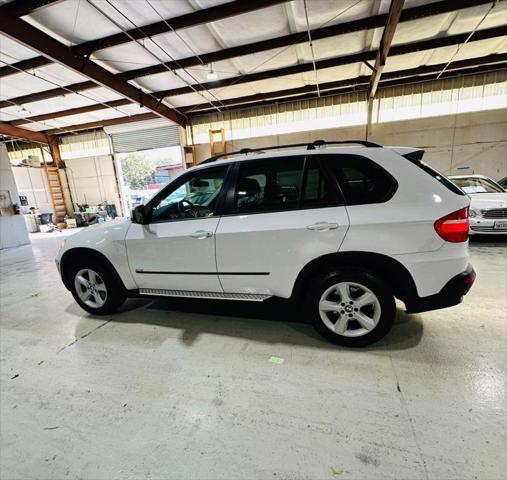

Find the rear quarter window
[[324, 155, 398, 205], [402, 151, 465, 196]]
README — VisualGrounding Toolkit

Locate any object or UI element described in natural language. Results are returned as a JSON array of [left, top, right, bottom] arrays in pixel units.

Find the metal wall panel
[[109, 125, 181, 154]]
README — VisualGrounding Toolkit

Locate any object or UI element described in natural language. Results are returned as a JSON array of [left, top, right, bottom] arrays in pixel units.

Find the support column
[[366, 96, 374, 141]]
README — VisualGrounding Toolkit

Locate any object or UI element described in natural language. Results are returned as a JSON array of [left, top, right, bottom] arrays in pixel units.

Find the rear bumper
[[406, 264, 476, 314]]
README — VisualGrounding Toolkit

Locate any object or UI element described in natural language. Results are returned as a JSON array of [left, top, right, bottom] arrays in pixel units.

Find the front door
[[126, 165, 229, 292], [215, 156, 350, 298]]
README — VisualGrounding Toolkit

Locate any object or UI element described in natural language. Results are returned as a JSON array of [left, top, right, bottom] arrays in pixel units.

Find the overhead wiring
[[303, 0, 320, 97], [184, 0, 363, 114], [0, 58, 134, 119], [0, 99, 83, 136], [145, 0, 207, 67], [86, 0, 226, 114], [436, 1, 498, 79]]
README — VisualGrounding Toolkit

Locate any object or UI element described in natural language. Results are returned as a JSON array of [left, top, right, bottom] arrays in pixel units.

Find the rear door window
[[324, 155, 398, 205], [233, 157, 304, 213], [302, 157, 342, 207]]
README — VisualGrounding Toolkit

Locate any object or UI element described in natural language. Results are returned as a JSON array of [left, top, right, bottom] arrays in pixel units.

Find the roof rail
[[201, 139, 382, 164]]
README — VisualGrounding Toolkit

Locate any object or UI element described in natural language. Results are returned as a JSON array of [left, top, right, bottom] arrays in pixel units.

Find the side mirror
[[132, 204, 146, 224]]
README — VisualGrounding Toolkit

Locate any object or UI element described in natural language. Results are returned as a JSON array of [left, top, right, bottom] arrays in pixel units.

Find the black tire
[[305, 268, 395, 347], [69, 260, 126, 315]]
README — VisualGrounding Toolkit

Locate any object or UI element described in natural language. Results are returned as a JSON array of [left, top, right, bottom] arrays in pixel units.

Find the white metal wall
[[188, 71, 507, 144], [64, 155, 122, 215], [11, 166, 53, 213]]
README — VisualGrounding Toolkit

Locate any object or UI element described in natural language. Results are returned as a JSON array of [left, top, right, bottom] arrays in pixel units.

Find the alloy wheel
[[74, 268, 107, 309], [318, 281, 381, 337]]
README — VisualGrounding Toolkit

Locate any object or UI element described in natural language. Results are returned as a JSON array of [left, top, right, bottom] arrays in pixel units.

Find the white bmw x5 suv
[[56, 140, 475, 347]]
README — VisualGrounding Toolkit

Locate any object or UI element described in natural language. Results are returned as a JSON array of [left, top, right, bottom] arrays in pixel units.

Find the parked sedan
[[498, 176, 507, 189], [449, 175, 507, 235]]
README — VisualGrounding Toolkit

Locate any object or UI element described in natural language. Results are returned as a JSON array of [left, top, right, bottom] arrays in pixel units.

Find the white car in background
[[449, 175, 507, 235]]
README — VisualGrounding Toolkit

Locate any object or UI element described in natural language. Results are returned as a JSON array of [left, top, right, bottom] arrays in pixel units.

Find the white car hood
[[61, 217, 132, 252], [468, 192, 507, 210]]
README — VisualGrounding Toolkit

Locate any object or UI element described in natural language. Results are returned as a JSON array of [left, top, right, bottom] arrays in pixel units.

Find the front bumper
[[406, 264, 476, 314]]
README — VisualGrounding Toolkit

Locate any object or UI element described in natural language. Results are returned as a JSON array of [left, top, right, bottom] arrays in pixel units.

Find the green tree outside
[[121, 153, 177, 190]]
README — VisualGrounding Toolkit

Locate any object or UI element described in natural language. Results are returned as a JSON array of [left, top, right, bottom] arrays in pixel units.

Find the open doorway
[[117, 145, 184, 210]]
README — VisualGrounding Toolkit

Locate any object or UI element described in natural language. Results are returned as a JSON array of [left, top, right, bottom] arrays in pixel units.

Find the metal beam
[[0, 0, 288, 77], [42, 113, 159, 135], [36, 61, 507, 136], [0, 81, 96, 109], [0, 121, 50, 144], [45, 60, 507, 137], [366, 0, 404, 139], [119, 0, 494, 81], [0, 56, 54, 79], [3, 23, 504, 113], [151, 26, 506, 99], [0, 0, 62, 17], [75, 0, 288, 55], [0, 12, 185, 126], [9, 99, 132, 126], [178, 55, 507, 113], [369, 0, 405, 99], [0, 0, 494, 80], [11, 53, 506, 125], [184, 63, 507, 117]]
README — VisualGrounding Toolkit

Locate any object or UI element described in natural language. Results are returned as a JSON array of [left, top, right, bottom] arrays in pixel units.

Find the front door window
[[150, 166, 227, 222]]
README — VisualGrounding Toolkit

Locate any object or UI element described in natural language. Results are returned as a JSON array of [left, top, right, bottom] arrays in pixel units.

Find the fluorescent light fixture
[[207, 64, 218, 82]]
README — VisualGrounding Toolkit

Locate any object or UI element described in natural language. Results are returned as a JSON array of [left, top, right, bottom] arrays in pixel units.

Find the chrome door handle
[[190, 230, 213, 239], [307, 222, 339, 231]]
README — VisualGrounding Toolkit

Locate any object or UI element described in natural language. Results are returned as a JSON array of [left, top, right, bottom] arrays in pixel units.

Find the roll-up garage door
[[105, 119, 181, 154]]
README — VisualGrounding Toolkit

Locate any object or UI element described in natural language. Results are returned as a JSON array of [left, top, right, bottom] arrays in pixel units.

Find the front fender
[[57, 219, 137, 290]]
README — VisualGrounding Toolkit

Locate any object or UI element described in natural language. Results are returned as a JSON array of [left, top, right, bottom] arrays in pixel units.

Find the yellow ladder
[[209, 128, 226, 156]]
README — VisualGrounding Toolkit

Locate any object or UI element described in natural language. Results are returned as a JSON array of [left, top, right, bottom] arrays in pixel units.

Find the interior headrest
[[236, 177, 260, 197]]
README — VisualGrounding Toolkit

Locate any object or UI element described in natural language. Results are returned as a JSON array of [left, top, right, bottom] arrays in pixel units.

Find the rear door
[[214, 155, 350, 298]]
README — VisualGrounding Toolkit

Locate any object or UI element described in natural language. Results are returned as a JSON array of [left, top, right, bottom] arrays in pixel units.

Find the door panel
[[215, 208, 349, 298], [215, 156, 349, 298], [125, 164, 228, 292], [126, 218, 222, 291]]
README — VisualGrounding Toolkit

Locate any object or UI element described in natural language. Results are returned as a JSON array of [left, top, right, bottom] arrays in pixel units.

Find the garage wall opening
[[105, 119, 185, 211], [117, 146, 184, 209]]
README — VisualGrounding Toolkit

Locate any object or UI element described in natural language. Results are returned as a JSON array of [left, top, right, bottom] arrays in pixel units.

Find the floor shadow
[[93, 296, 425, 351], [469, 234, 507, 245]]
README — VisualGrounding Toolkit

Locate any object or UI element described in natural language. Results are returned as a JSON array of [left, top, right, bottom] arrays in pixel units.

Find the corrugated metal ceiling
[[0, 0, 505, 134]]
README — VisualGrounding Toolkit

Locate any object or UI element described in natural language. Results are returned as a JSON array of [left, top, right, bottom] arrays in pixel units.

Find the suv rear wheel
[[306, 269, 395, 347], [69, 261, 126, 315]]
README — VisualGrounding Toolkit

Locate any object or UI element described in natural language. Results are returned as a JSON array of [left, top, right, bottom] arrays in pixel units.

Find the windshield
[[451, 177, 505, 194]]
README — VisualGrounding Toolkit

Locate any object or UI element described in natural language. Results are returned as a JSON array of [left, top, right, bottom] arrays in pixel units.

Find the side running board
[[139, 288, 271, 302]]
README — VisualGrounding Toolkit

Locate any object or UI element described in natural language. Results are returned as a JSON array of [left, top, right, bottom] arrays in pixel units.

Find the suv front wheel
[[306, 269, 395, 347], [69, 261, 126, 315]]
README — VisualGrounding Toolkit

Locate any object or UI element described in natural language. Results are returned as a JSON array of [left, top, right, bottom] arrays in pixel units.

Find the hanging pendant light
[[207, 63, 218, 82]]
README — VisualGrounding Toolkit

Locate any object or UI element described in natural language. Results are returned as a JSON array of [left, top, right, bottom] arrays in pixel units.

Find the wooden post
[[366, 96, 374, 141]]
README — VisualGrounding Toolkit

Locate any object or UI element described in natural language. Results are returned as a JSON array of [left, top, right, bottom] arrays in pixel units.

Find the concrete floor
[[0, 231, 505, 480]]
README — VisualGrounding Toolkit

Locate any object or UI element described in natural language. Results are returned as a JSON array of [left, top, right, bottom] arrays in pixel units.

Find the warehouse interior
[[0, 0, 506, 479]]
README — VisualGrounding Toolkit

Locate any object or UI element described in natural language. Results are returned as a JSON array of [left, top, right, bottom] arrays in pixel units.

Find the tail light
[[464, 271, 476, 285], [434, 207, 469, 242]]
